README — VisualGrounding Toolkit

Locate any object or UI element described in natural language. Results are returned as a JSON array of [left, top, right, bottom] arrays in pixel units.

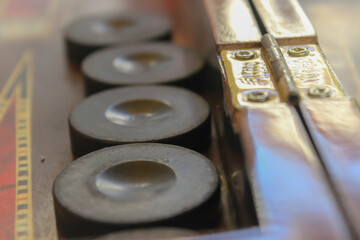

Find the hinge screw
[[245, 90, 270, 102], [234, 50, 255, 60], [308, 86, 331, 98], [288, 47, 310, 57]]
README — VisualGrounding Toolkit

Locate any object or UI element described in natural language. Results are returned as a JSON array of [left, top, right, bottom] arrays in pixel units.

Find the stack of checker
[[50, 0, 360, 239], [54, 10, 221, 238]]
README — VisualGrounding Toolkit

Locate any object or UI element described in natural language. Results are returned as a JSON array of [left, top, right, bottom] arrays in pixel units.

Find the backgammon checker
[[69, 86, 211, 157], [82, 42, 206, 95], [53, 144, 220, 237], [95, 228, 195, 240], [64, 12, 172, 63]]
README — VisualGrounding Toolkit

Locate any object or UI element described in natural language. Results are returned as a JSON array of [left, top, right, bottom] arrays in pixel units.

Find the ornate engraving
[[286, 57, 324, 85], [235, 61, 272, 89]]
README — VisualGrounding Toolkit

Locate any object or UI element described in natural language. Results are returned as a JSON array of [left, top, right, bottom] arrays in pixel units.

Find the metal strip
[[260, 36, 358, 238], [203, 0, 262, 50], [179, 104, 352, 240], [251, 0, 317, 44], [216, 40, 351, 239], [234, 104, 349, 239], [204, 0, 358, 238], [300, 98, 360, 238]]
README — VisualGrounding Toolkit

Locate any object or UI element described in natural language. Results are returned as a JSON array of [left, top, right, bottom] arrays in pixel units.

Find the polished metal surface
[[234, 104, 350, 239], [205, 0, 360, 239], [300, 98, 360, 237], [282, 44, 345, 100], [188, 104, 351, 239], [253, 0, 317, 44], [261, 34, 300, 104], [203, 0, 262, 49], [220, 48, 279, 109]]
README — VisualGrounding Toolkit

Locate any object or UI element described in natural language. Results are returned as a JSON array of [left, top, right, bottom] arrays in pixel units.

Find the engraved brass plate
[[282, 45, 346, 99], [220, 49, 279, 108]]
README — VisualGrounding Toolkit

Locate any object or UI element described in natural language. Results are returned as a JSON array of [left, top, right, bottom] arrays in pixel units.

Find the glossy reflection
[[253, 0, 316, 41], [105, 99, 172, 126], [204, 0, 261, 45], [220, 49, 279, 108], [95, 161, 176, 201], [282, 45, 345, 99], [91, 18, 133, 34], [112, 52, 167, 74]]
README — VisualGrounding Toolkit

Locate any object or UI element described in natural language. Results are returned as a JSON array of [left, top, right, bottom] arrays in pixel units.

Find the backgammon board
[[0, 0, 359, 239]]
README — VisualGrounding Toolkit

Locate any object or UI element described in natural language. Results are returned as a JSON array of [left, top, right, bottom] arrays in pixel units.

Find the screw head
[[234, 50, 255, 60], [245, 90, 270, 102], [308, 86, 331, 98], [288, 47, 310, 57]]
